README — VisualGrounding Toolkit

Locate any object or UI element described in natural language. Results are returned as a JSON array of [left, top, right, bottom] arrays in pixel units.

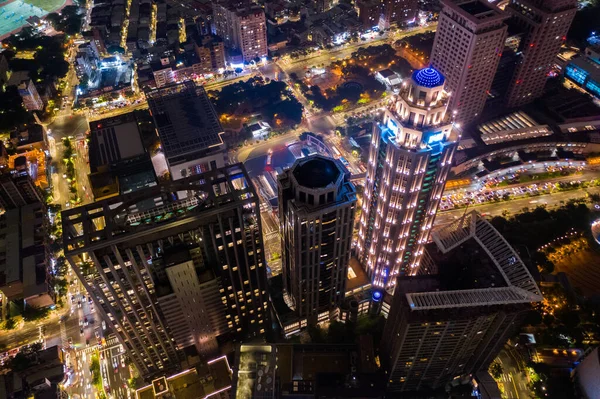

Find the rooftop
[[136, 356, 232, 399], [88, 113, 146, 171], [458, 1, 494, 16], [477, 111, 539, 135], [146, 81, 224, 162], [292, 157, 340, 189], [404, 211, 543, 310]]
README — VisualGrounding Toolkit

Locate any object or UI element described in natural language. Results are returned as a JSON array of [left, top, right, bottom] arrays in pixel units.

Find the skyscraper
[[146, 81, 226, 181], [62, 165, 269, 378], [381, 211, 543, 392], [279, 155, 356, 324], [357, 67, 456, 290], [504, 0, 577, 107], [430, 0, 507, 125]]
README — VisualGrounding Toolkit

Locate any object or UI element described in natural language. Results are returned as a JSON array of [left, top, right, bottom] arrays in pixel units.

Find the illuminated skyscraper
[[279, 155, 357, 324], [430, 0, 507, 125], [357, 67, 456, 291], [63, 165, 269, 378], [504, 0, 577, 107]]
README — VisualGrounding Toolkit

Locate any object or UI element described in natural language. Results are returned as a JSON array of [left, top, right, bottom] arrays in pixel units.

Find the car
[[84, 317, 88, 326], [102, 321, 106, 331], [121, 356, 125, 368]]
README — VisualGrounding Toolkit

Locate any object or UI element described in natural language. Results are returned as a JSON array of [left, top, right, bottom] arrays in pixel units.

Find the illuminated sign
[[426, 131, 445, 144], [387, 119, 398, 134]]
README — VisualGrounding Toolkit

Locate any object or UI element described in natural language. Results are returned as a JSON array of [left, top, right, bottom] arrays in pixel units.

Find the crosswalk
[[77, 337, 120, 355]]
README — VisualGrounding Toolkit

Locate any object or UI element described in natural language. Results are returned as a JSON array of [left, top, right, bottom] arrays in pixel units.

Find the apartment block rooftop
[[402, 211, 543, 311], [135, 356, 232, 399]]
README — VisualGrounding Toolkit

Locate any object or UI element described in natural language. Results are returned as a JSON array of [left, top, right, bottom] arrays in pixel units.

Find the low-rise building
[[476, 111, 552, 145], [7, 71, 44, 111], [87, 112, 156, 200]]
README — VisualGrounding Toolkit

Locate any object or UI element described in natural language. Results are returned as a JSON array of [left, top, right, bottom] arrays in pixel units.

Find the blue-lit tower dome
[[412, 67, 445, 89], [405, 67, 446, 109]]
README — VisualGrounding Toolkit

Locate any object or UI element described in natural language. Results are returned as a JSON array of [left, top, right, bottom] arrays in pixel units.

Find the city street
[[276, 24, 437, 79], [497, 347, 530, 399], [435, 186, 600, 226]]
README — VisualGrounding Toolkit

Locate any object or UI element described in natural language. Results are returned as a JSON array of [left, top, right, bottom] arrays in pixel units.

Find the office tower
[[146, 81, 226, 180], [430, 0, 507, 125], [278, 155, 357, 324], [0, 171, 43, 210], [381, 211, 543, 392], [379, 0, 418, 30], [504, 0, 577, 107], [213, 3, 268, 62], [62, 165, 269, 378], [356, 67, 456, 290]]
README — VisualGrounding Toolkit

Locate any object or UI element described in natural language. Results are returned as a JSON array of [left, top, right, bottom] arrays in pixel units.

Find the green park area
[[23, 0, 65, 12]]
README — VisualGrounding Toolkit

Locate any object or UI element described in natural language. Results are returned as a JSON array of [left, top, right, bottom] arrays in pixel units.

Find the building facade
[[279, 155, 356, 324], [62, 165, 269, 378], [213, 4, 267, 62], [356, 0, 381, 29], [504, 0, 577, 107], [194, 37, 226, 74], [357, 67, 456, 291], [382, 212, 543, 392], [379, 0, 418, 30], [430, 0, 507, 125]]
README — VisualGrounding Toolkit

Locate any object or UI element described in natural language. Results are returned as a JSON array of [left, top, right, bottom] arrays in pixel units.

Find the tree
[[0, 86, 31, 132], [489, 362, 503, 380]]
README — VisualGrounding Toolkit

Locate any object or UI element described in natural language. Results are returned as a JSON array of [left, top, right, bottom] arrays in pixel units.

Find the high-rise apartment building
[[503, 0, 577, 107], [0, 171, 43, 210], [381, 211, 543, 392], [146, 82, 226, 180], [279, 155, 356, 324], [430, 0, 507, 125], [357, 67, 456, 290], [194, 36, 226, 74], [356, 0, 382, 29], [379, 0, 418, 30], [213, 3, 267, 62], [62, 165, 269, 378]]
